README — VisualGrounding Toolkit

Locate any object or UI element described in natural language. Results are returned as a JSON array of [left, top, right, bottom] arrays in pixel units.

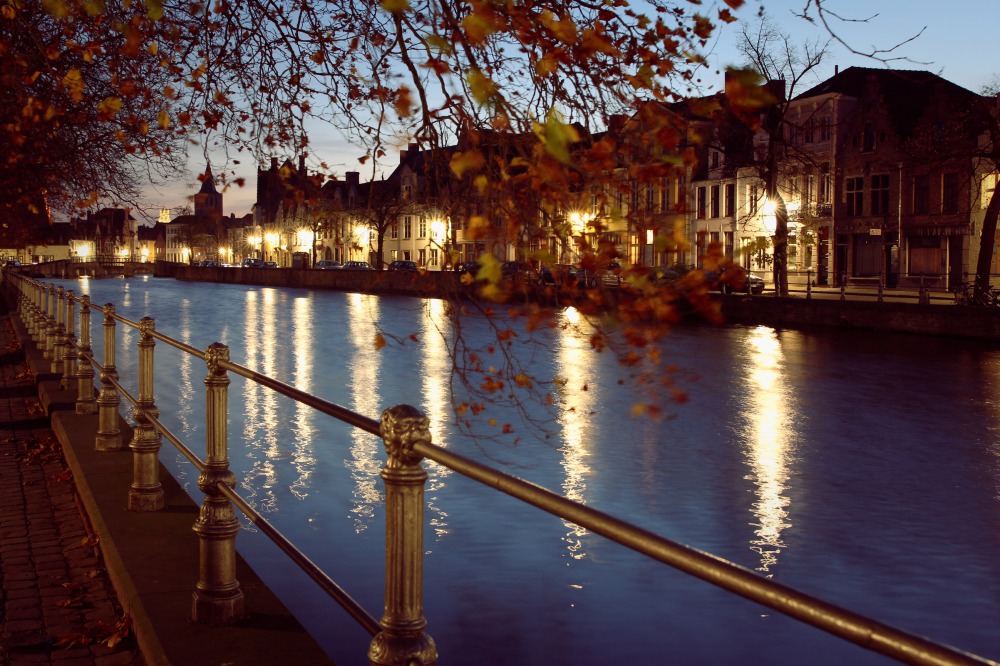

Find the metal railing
[[4, 271, 997, 666]]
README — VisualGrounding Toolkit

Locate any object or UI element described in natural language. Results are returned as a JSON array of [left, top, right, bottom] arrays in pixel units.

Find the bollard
[[128, 317, 164, 511], [61, 291, 77, 390], [806, 270, 812, 300], [369, 405, 438, 666], [840, 282, 846, 302], [191, 343, 245, 625], [76, 296, 97, 415], [877, 281, 884, 303], [95, 304, 123, 451]]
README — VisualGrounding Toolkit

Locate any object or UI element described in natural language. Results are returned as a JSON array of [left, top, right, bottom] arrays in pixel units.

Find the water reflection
[[555, 307, 595, 560], [242, 289, 283, 513], [421, 299, 452, 542], [174, 296, 196, 487], [740, 326, 795, 574], [346, 293, 384, 533], [290, 297, 317, 500]]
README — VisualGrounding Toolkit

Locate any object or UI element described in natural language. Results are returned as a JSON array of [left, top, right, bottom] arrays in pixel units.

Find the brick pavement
[[0, 305, 141, 666]]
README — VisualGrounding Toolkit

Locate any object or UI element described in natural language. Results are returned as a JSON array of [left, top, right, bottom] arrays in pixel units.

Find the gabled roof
[[793, 66, 985, 139]]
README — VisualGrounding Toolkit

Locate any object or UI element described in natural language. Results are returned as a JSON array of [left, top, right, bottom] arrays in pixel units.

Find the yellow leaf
[[380, 0, 408, 12], [466, 69, 498, 106], [462, 13, 496, 45], [374, 333, 386, 350], [145, 0, 163, 19], [449, 150, 485, 178], [62, 69, 85, 103], [97, 97, 123, 117], [157, 109, 170, 129], [532, 109, 580, 164], [147, 42, 158, 55], [539, 10, 578, 43]]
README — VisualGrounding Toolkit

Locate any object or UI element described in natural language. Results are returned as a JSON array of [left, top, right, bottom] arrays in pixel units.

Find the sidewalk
[[0, 295, 337, 665], [0, 303, 140, 664]]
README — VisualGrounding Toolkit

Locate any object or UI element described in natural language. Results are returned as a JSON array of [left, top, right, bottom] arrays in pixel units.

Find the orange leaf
[[373, 333, 386, 350]]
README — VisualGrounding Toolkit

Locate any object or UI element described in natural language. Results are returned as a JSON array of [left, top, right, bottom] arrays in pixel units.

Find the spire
[[198, 162, 219, 195]]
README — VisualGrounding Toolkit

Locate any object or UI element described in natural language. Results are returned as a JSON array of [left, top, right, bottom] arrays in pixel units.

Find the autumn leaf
[[466, 69, 498, 106], [449, 150, 485, 178], [62, 69, 85, 103], [380, 0, 408, 12], [373, 332, 386, 350], [533, 109, 580, 164], [157, 109, 170, 129]]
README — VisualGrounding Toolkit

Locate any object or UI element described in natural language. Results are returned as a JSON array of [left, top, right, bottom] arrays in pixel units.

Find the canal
[[49, 275, 1000, 665]]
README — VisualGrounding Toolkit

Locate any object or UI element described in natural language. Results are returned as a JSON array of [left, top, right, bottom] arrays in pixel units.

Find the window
[[820, 117, 831, 142], [725, 184, 735, 217], [403, 216, 412, 239], [870, 174, 890, 216], [846, 177, 864, 216], [418, 217, 427, 238], [804, 118, 815, 144], [710, 185, 720, 218], [913, 175, 929, 214], [418, 249, 426, 266], [711, 151, 720, 169], [430, 248, 439, 266], [697, 187, 707, 219], [819, 170, 831, 204], [942, 172, 960, 213], [390, 223, 398, 240], [748, 185, 758, 215], [862, 123, 876, 152], [724, 231, 734, 259], [660, 178, 671, 211]]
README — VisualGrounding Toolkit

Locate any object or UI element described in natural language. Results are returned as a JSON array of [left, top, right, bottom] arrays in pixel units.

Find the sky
[[141, 0, 1000, 224]]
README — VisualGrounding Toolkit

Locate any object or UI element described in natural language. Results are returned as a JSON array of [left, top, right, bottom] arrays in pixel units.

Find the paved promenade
[[0, 301, 140, 665], [0, 291, 337, 665]]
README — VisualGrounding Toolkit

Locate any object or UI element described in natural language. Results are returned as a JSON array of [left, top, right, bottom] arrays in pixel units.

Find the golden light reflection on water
[[346, 293, 384, 533], [288, 297, 317, 500], [174, 298, 196, 486], [741, 326, 796, 575], [242, 289, 282, 513], [420, 299, 452, 542], [555, 307, 595, 560]]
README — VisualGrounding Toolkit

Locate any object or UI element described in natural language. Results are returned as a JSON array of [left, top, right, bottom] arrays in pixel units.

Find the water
[[47, 275, 1000, 665]]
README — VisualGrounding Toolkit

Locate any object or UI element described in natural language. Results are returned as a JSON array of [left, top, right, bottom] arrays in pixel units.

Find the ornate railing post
[[50, 287, 66, 372], [61, 290, 77, 390], [28, 281, 41, 341], [75, 296, 97, 415], [95, 304, 123, 451], [43, 284, 56, 354], [192, 343, 244, 625], [128, 317, 164, 511], [369, 405, 438, 666]]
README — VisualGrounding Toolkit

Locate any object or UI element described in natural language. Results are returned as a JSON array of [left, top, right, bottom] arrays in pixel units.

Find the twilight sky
[[141, 0, 1000, 223]]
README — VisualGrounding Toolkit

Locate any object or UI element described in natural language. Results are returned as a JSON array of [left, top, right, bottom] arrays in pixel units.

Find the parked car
[[315, 260, 342, 269], [454, 260, 482, 277], [706, 265, 765, 295], [555, 264, 598, 288], [342, 260, 374, 270], [241, 258, 263, 268], [388, 260, 418, 272], [262, 261, 278, 268]]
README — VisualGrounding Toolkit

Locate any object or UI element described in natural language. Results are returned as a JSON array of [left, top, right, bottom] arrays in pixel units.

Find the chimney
[[271, 157, 278, 170], [835, 65, 839, 76], [400, 148, 408, 163], [347, 172, 360, 186], [299, 154, 306, 174]]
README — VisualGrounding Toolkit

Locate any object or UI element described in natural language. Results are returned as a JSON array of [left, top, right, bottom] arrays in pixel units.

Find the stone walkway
[[0, 305, 141, 665]]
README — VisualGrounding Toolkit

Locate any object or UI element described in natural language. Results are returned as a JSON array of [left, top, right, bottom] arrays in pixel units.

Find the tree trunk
[[772, 194, 788, 296], [974, 184, 1000, 303]]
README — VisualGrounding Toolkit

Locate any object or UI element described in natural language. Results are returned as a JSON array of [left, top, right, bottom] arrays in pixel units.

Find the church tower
[[193, 163, 223, 218]]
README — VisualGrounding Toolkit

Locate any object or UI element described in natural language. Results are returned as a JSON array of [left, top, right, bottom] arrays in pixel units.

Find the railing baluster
[[192, 342, 245, 624], [369, 405, 438, 666], [60, 290, 77, 389], [43, 284, 56, 355], [76, 295, 97, 414], [50, 287, 66, 373], [128, 317, 164, 511], [95, 304, 123, 451]]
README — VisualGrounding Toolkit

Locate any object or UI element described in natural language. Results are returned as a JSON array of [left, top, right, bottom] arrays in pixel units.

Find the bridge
[[2, 270, 997, 665]]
